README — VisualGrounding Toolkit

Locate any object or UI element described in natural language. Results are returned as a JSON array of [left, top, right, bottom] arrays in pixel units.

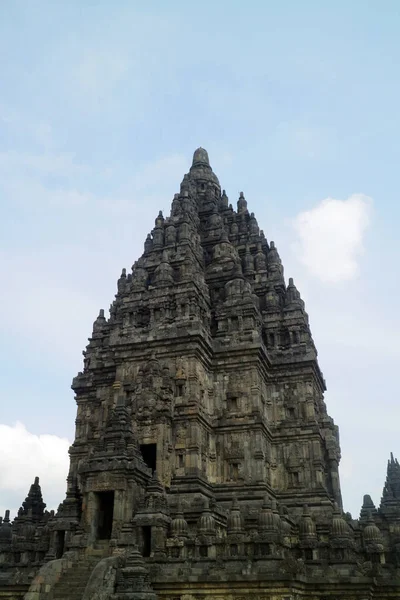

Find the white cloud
[[292, 194, 372, 283], [0, 422, 70, 518]]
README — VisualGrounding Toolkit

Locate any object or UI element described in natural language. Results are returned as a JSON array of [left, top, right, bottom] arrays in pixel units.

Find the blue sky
[[1, 1, 400, 518]]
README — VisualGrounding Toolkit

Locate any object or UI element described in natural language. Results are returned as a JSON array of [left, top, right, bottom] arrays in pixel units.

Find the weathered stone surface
[[82, 556, 119, 600], [23, 553, 76, 600], [1, 148, 400, 598]]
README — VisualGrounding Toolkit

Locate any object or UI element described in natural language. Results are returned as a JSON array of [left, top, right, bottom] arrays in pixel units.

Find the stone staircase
[[52, 543, 109, 600]]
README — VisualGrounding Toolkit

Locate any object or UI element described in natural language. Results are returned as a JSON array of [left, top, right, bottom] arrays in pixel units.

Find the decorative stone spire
[[363, 512, 383, 553], [285, 278, 305, 309], [152, 228, 164, 250], [92, 308, 106, 334], [17, 477, 46, 522], [360, 494, 378, 521], [279, 505, 292, 539], [118, 268, 127, 293], [155, 210, 164, 228], [254, 242, 267, 271], [99, 390, 142, 460], [197, 499, 215, 535], [144, 233, 153, 254], [171, 499, 188, 537], [237, 191, 247, 213], [243, 245, 254, 275], [227, 496, 243, 534], [299, 505, 317, 546], [267, 241, 283, 280], [258, 495, 276, 532], [0, 510, 12, 543], [220, 189, 229, 209], [165, 222, 177, 246], [153, 250, 174, 287], [270, 498, 282, 532], [131, 259, 148, 290], [381, 452, 400, 508], [330, 503, 350, 542], [182, 171, 191, 188], [230, 218, 238, 236], [249, 212, 259, 236], [114, 545, 158, 600], [363, 513, 382, 541], [145, 472, 169, 514]]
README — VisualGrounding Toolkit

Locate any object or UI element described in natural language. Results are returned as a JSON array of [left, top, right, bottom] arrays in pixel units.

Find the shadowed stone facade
[[1, 149, 400, 599]]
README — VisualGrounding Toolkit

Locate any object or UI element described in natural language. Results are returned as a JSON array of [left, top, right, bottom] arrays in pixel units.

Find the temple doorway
[[55, 530, 65, 559], [96, 491, 114, 540], [140, 443, 157, 473], [141, 525, 152, 557]]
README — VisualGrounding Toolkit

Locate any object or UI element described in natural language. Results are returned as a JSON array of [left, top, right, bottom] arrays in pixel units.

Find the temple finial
[[192, 147, 210, 167]]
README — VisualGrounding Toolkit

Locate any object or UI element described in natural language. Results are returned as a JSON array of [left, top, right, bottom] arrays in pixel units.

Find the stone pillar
[[85, 492, 99, 544], [329, 459, 342, 509], [188, 423, 201, 475], [44, 530, 57, 561], [251, 385, 261, 413], [152, 524, 168, 558], [187, 448, 201, 474], [305, 397, 315, 420], [111, 489, 125, 539]]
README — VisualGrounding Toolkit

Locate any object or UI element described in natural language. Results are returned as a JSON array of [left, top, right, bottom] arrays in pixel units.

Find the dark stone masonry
[[1, 149, 400, 599]]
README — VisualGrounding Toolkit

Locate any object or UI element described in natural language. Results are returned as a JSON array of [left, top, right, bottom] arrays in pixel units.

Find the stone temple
[[1, 149, 400, 600]]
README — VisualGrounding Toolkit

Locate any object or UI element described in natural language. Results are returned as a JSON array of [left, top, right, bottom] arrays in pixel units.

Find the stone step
[[54, 590, 86, 596], [57, 577, 90, 584], [52, 559, 101, 600], [60, 569, 93, 576], [59, 575, 92, 580], [54, 592, 83, 595], [54, 592, 86, 598], [55, 585, 88, 592], [63, 566, 94, 573], [57, 579, 88, 584], [56, 584, 87, 588], [54, 588, 88, 598], [59, 576, 91, 581], [61, 572, 91, 575], [56, 578, 91, 585]]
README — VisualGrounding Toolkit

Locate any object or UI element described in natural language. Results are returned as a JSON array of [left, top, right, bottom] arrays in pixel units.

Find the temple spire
[[381, 452, 400, 509], [17, 476, 46, 522]]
